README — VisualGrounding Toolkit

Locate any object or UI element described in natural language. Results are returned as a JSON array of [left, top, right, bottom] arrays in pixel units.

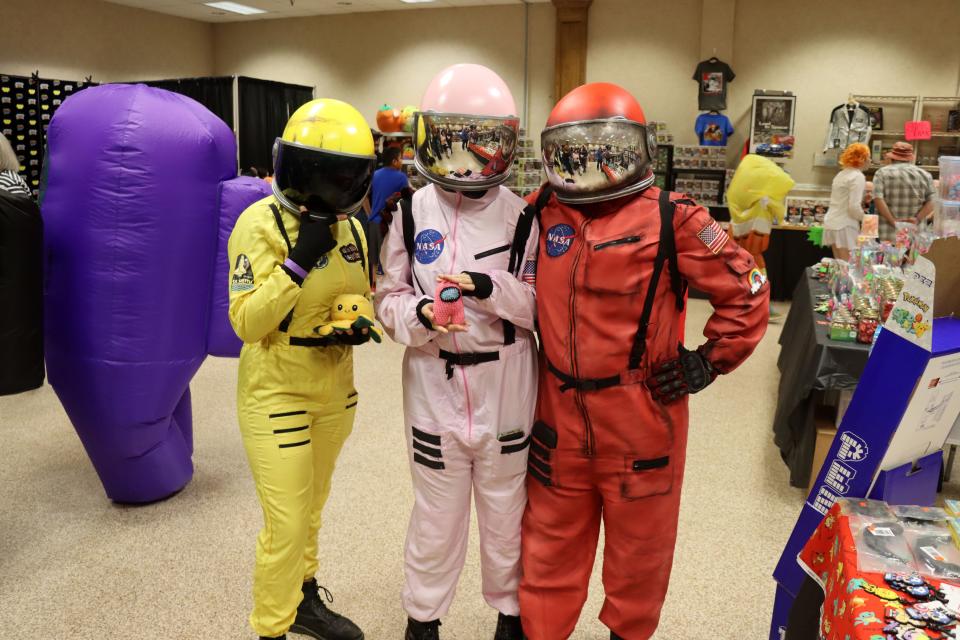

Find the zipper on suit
[[593, 235, 641, 251], [568, 218, 595, 456], [446, 193, 475, 441]]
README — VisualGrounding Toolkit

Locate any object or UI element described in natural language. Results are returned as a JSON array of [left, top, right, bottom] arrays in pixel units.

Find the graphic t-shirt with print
[[695, 112, 734, 146], [693, 58, 736, 111]]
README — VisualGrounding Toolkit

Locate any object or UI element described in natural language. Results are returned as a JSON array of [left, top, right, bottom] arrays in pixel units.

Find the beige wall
[[730, 0, 960, 187], [6, 0, 960, 188], [586, 0, 703, 147], [0, 0, 214, 82], [213, 3, 555, 142]]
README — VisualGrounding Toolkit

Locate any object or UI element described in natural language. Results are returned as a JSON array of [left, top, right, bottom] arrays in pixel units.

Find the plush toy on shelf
[[315, 294, 382, 343], [400, 105, 418, 132]]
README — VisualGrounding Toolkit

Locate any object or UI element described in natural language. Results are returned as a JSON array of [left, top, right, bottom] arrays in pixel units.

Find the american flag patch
[[522, 259, 537, 284], [697, 220, 728, 254]]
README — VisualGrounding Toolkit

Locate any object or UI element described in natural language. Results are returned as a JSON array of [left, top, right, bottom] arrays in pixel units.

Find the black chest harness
[[537, 188, 689, 392], [270, 203, 368, 346], [397, 187, 689, 385]]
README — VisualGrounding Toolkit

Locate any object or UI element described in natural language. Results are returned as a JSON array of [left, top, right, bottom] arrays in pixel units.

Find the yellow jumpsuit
[[228, 196, 370, 638]]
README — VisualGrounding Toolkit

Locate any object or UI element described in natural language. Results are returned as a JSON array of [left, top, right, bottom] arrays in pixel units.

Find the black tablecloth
[[772, 268, 871, 487], [766, 228, 833, 301]]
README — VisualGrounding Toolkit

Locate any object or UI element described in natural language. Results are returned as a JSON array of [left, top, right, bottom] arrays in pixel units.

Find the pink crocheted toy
[[433, 282, 465, 326]]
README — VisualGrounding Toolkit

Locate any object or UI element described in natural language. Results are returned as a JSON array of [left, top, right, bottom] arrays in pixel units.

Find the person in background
[[822, 143, 870, 261], [873, 141, 935, 241], [241, 167, 258, 178], [0, 134, 33, 198], [369, 147, 413, 283]]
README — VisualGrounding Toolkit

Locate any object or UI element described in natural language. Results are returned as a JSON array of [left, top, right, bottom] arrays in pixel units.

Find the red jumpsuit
[[519, 186, 769, 639]]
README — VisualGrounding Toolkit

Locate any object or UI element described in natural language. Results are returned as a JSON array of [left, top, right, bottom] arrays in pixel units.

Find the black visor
[[273, 139, 376, 214]]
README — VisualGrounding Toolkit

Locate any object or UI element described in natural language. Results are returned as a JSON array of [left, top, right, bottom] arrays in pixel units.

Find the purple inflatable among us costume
[[42, 84, 270, 503]]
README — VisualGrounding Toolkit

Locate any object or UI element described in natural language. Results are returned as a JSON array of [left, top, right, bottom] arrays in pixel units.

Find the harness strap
[[347, 216, 367, 279], [438, 348, 499, 380], [270, 203, 296, 333], [546, 358, 621, 393], [628, 191, 679, 370], [289, 336, 339, 347]]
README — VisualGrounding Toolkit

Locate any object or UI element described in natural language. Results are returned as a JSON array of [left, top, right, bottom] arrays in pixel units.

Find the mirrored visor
[[541, 119, 654, 203], [414, 112, 519, 190]]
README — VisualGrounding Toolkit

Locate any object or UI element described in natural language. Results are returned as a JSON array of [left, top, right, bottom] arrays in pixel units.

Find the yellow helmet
[[272, 99, 376, 215]]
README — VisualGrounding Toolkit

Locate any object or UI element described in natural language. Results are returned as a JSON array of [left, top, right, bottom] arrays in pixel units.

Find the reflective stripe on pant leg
[[302, 390, 358, 580], [402, 423, 473, 621], [240, 409, 315, 638], [519, 458, 601, 640]]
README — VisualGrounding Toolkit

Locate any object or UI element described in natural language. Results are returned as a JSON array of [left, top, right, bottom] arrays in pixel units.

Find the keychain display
[[0, 73, 95, 197]]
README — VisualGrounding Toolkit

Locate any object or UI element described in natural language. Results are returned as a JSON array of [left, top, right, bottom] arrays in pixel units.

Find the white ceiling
[[103, 0, 549, 22]]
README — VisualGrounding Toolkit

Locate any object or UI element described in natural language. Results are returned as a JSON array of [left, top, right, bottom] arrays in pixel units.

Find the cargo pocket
[[268, 409, 312, 459], [411, 426, 444, 470], [528, 420, 557, 487], [584, 233, 652, 295], [494, 428, 531, 477], [620, 454, 672, 500]]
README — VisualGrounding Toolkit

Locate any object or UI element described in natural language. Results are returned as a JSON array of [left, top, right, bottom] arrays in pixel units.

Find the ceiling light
[[204, 2, 266, 15], [400, 0, 437, 4]]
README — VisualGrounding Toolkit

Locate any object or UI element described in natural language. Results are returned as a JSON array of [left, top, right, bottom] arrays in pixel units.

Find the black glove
[[331, 325, 371, 346], [461, 272, 493, 299], [286, 213, 337, 275], [646, 344, 716, 404]]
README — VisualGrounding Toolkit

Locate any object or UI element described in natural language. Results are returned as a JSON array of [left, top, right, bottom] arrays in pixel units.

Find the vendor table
[[787, 503, 960, 640], [773, 268, 871, 488], [767, 226, 834, 301]]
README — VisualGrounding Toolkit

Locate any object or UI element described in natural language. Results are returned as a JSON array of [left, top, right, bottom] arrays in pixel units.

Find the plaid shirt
[[874, 162, 935, 240]]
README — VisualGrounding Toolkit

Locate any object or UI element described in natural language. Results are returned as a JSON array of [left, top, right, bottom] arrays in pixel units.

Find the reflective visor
[[541, 119, 655, 203], [414, 112, 519, 191], [273, 139, 375, 214]]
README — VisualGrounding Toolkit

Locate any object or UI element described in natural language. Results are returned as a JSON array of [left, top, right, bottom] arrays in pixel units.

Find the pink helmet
[[414, 64, 520, 191]]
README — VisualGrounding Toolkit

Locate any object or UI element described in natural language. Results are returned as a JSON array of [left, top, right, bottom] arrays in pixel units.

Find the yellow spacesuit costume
[[229, 99, 375, 640]]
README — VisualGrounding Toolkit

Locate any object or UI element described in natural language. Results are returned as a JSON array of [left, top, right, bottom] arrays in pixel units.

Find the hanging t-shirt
[[695, 113, 734, 146], [693, 58, 736, 111]]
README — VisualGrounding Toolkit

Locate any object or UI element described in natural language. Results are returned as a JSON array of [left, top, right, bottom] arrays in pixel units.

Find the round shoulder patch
[[545, 223, 576, 257], [414, 229, 445, 264]]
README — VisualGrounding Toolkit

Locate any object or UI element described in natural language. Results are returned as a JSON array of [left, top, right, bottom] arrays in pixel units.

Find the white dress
[[822, 167, 866, 249]]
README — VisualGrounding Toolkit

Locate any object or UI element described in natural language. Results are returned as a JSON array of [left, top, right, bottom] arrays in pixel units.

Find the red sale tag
[[905, 120, 932, 140]]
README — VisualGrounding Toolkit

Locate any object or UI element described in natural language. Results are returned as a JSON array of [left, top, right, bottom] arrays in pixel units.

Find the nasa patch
[[545, 224, 576, 257], [414, 229, 446, 264]]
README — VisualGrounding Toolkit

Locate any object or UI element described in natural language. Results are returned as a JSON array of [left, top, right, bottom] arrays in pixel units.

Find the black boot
[[493, 613, 524, 640], [405, 618, 441, 640], [611, 632, 624, 640], [290, 579, 364, 640], [260, 636, 286, 640]]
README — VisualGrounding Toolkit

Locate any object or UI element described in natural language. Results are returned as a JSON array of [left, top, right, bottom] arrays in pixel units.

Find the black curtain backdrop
[[143, 77, 235, 130], [238, 77, 313, 173]]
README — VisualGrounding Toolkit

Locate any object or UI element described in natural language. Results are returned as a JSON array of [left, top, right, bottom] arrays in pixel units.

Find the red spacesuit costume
[[519, 84, 769, 639]]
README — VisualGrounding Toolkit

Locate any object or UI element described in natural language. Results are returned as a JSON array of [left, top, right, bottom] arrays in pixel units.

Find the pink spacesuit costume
[[375, 64, 537, 640]]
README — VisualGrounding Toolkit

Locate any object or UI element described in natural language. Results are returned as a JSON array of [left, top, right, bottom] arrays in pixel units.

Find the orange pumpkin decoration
[[376, 104, 403, 132]]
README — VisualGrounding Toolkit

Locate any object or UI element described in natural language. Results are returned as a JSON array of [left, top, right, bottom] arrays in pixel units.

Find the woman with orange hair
[[823, 143, 871, 260]]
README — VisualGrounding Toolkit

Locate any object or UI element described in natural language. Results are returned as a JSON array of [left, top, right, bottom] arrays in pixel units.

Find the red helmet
[[541, 83, 657, 204]]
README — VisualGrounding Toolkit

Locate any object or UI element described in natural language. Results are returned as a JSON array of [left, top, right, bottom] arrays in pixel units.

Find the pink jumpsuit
[[375, 184, 539, 622]]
